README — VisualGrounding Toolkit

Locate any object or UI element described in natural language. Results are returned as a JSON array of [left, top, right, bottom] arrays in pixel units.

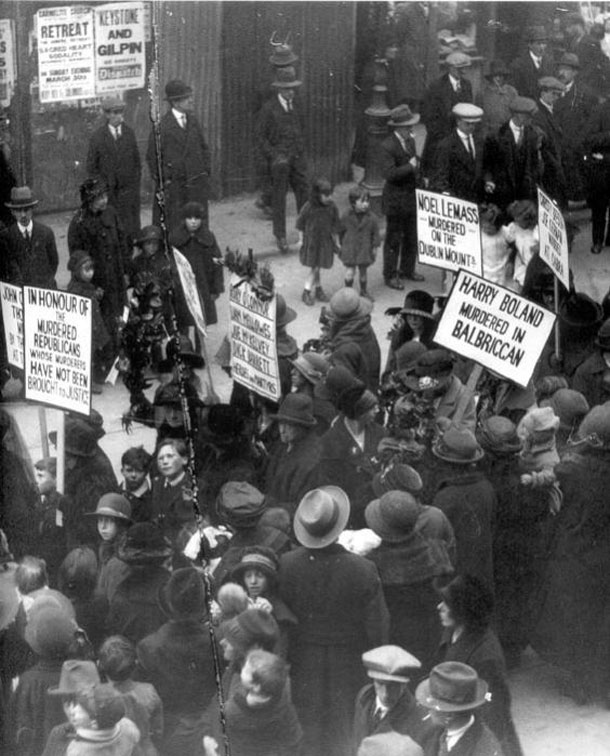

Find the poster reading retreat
[[434, 269, 556, 388], [537, 187, 570, 290], [37, 5, 96, 103], [0, 19, 16, 108], [23, 287, 92, 415], [94, 2, 145, 93], [0, 282, 24, 369], [229, 276, 280, 402], [416, 189, 482, 275]]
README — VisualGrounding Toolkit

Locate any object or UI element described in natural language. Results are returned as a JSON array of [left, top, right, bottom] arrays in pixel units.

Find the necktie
[[516, 127, 523, 146], [24, 229, 30, 246], [287, 100, 293, 113], [466, 135, 475, 159], [182, 114, 187, 128], [371, 708, 384, 731], [455, 80, 461, 93]]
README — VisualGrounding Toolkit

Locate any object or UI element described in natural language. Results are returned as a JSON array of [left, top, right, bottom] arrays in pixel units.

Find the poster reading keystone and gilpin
[[36, 5, 95, 103], [23, 287, 92, 416], [94, 2, 145, 94], [434, 270, 556, 388], [229, 276, 280, 402], [416, 189, 482, 275]]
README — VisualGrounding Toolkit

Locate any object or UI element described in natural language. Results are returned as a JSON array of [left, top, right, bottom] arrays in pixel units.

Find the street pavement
[[3, 178, 610, 754]]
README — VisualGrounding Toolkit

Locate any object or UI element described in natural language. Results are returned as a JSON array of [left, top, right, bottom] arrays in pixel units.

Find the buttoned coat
[[380, 133, 419, 218], [421, 74, 473, 174], [5, 221, 58, 288], [86, 122, 141, 241], [555, 82, 597, 201], [430, 129, 485, 203], [508, 51, 555, 100], [427, 717, 505, 756], [532, 103, 568, 206], [483, 121, 541, 209], [146, 110, 211, 228]]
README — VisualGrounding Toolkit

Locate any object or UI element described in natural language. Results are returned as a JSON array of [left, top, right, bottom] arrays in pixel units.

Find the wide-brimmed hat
[[416, 661, 488, 712], [329, 287, 373, 321], [165, 79, 193, 101], [276, 293, 297, 327], [269, 43, 299, 67], [271, 66, 302, 88], [362, 645, 421, 683], [67, 249, 94, 273], [216, 481, 266, 528], [444, 51, 472, 68], [433, 428, 485, 464], [5, 186, 38, 209], [509, 96, 537, 115], [315, 365, 361, 402], [117, 523, 172, 564], [559, 293, 603, 331], [485, 60, 510, 79], [220, 607, 279, 655], [48, 659, 101, 696], [101, 96, 125, 112], [401, 290, 435, 319], [476, 416, 521, 455], [135, 225, 163, 246], [365, 491, 422, 543], [372, 463, 423, 498], [159, 334, 205, 371], [158, 567, 207, 619], [403, 349, 454, 393], [231, 547, 279, 585], [291, 352, 330, 385], [541, 389, 589, 431], [525, 25, 548, 42], [452, 103, 483, 123], [387, 104, 420, 127], [294, 486, 350, 548], [271, 393, 316, 427], [25, 603, 76, 659], [85, 493, 132, 522]]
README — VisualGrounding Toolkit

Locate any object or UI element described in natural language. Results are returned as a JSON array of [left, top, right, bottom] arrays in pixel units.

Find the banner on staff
[[229, 276, 280, 402], [23, 287, 92, 414], [434, 269, 556, 388], [0, 281, 24, 369], [94, 2, 145, 93], [416, 189, 482, 275], [172, 247, 207, 336], [537, 187, 570, 290], [0, 20, 16, 107]]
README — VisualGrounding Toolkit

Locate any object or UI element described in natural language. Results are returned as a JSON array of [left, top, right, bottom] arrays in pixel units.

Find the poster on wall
[[0, 282, 24, 369], [36, 5, 96, 103], [94, 2, 146, 93], [0, 20, 16, 107]]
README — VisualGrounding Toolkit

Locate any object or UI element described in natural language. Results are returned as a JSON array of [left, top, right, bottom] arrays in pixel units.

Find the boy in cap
[[86, 96, 141, 245]]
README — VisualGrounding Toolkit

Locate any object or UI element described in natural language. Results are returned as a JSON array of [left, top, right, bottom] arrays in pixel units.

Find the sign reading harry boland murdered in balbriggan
[[23, 287, 92, 415], [537, 187, 570, 290], [94, 2, 145, 93], [416, 189, 482, 275], [1, 282, 24, 369], [36, 5, 96, 103], [229, 276, 280, 402], [434, 270, 556, 388]]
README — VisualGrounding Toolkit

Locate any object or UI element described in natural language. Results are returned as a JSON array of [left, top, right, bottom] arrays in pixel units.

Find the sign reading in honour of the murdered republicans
[[416, 189, 482, 275], [537, 187, 570, 291], [1, 281, 24, 369], [229, 275, 281, 402], [94, 2, 145, 93], [434, 269, 556, 388], [23, 286, 92, 415]]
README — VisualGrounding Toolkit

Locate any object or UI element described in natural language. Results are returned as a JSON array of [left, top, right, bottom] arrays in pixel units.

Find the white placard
[[23, 286, 92, 415], [37, 6, 95, 103], [434, 269, 556, 388], [0, 281, 23, 369], [537, 187, 570, 290], [229, 276, 280, 402], [0, 20, 16, 107], [416, 189, 482, 275], [94, 2, 145, 94], [172, 247, 207, 337]]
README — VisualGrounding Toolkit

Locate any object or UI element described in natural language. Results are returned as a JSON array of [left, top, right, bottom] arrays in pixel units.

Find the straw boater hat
[[444, 51, 472, 68], [452, 103, 483, 123], [5, 186, 38, 209], [416, 661, 489, 712], [293, 486, 350, 548]]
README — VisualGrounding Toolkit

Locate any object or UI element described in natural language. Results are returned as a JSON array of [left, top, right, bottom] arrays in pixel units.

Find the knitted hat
[[432, 428, 485, 464], [365, 491, 422, 542], [67, 249, 94, 273], [221, 608, 279, 655], [85, 493, 132, 522], [182, 201, 206, 219], [329, 288, 373, 321], [216, 481, 266, 528], [541, 389, 589, 431], [291, 353, 330, 384], [117, 523, 172, 564], [48, 659, 101, 696], [517, 406, 560, 438], [362, 645, 421, 682], [476, 416, 521, 454], [272, 393, 316, 426], [372, 463, 423, 498], [159, 567, 207, 619]]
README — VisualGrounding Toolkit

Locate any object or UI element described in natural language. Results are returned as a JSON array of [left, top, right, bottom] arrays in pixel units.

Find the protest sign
[[416, 189, 482, 275], [23, 287, 92, 415], [537, 187, 570, 290], [229, 276, 280, 401], [0, 20, 16, 107], [36, 5, 95, 103], [172, 247, 207, 336], [0, 282, 24, 369], [434, 269, 556, 388], [94, 2, 145, 94]]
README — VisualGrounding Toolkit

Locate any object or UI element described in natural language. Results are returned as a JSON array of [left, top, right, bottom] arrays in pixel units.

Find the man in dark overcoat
[[3, 186, 58, 288], [564, 12, 610, 101], [279, 487, 389, 756], [583, 94, 610, 253], [420, 51, 473, 180], [532, 76, 569, 209], [508, 25, 555, 99], [146, 79, 211, 230], [380, 105, 425, 290], [86, 97, 141, 244]]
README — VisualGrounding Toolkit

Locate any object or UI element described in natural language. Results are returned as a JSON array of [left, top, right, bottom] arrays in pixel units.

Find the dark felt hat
[[221, 607, 279, 655], [165, 79, 193, 101], [48, 659, 101, 696], [25, 603, 75, 659], [315, 365, 361, 402], [159, 334, 205, 371], [403, 349, 454, 392], [49, 418, 97, 457], [85, 493, 132, 522], [294, 486, 350, 548], [416, 662, 488, 712], [432, 428, 484, 464], [276, 293, 297, 327], [476, 415, 521, 454], [525, 25, 549, 42], [485, 59, 510, 79], [117, 523, 172, 564], [271, 66, 302, 88], [159, 567, 207, 619], [365, 491, 422, 542], [216, 481, 266, 528], [272, 393, 316, 426], [336, 384, 378, 420], [291, 352, 330, 384], [207, 403, 245, 438], [6, 186, 38, 209], [559, 293, 603, 330], [401, 289, 435, 319], [269, 43, 299, 67], [372, 463, 423, 498], [387, 104, 420, 127], [135, 225, 163, 245]]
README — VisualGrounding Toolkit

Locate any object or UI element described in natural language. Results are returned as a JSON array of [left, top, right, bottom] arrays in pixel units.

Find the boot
[[315, 286, 329, 302], [360, 284, 374, 302], [344, 279, 353, 287], [302, 289, 315, 306]]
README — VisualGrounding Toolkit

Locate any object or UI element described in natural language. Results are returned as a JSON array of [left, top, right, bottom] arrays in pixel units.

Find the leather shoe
[[403, 272, 425, 282], [591, 244, 603, 255], [276, 236, 289, 254], [385, 276, 404, 291]]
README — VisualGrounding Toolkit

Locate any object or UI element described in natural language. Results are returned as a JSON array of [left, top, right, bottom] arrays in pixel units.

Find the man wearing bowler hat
[[256, 66, 309, 254], [146, 79, 211, 230], [86, 96, 141, 245], [3, 186, 58, 289], [380, 104, 425, 290], [508, 25, 555, 100]]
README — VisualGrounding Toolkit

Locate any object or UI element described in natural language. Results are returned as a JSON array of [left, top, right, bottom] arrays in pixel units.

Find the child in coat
[[119, 447, 153, 524], [85, 493, 132, 603], [339, 186, 381, 301], [479, 203, 514, 289], [503, 200, 539, 292], [297, 177, 341, 306], [33, 457, 69, 585]]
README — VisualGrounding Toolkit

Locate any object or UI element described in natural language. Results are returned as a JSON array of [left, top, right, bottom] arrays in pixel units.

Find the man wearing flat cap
[[146, 79, 211, 230], [420, 51, 474, 180], [86, 96, 141, 245], [508, 25, 555, 99], [353, 645, 436, 754], [532, 76, 568, 208]]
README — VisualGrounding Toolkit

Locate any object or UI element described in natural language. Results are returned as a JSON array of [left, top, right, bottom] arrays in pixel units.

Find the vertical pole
[[453, 364, 484, 426], [38, 406, 49, 458], [554, 276, 561, 363], [13, 0, 31, 184], [56, 412, 65, 495]]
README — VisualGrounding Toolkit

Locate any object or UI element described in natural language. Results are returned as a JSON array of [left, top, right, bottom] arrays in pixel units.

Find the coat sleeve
[[86, 132, 100, 178], [362, 567, 390, 647], [45, 226, 59, 278], [379, 141, 417, 183], [67, 215, 87, 255], [429, 139, 451, 193]]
